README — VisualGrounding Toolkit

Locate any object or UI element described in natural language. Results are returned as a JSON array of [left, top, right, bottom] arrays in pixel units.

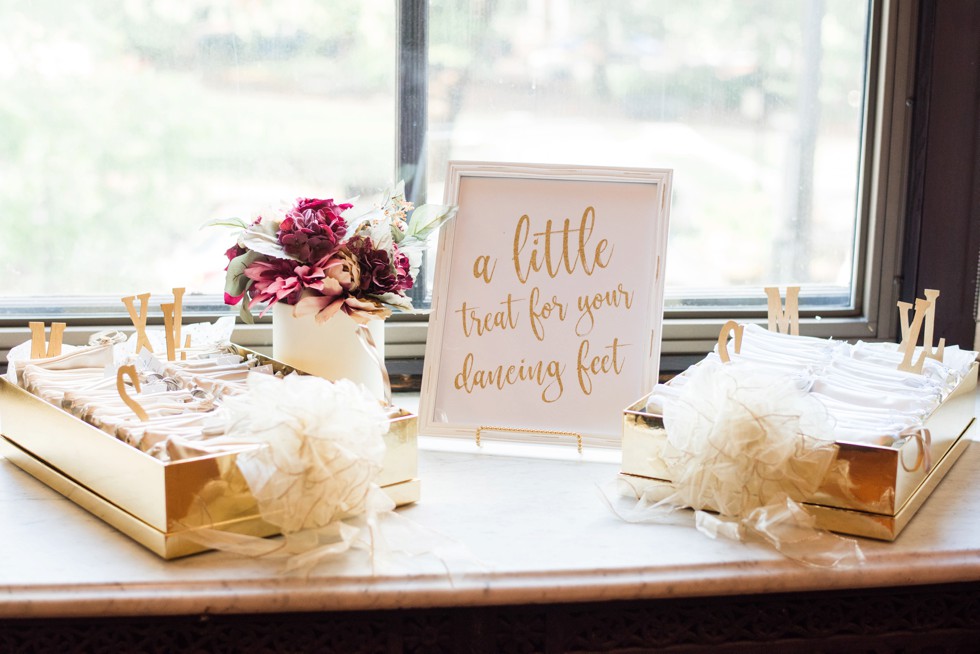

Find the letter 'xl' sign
[[420, 162, 672, 448]]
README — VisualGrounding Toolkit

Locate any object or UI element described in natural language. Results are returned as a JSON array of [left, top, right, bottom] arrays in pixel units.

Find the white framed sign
[[420, 162, 672, 448]]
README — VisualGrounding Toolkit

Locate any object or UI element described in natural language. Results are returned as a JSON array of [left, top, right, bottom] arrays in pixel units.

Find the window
[[0, 1, 915, 366], [0, 1, 396, 310]]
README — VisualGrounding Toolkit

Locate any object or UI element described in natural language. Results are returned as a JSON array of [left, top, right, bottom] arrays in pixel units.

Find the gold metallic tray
[[621, 362, 977, 540], [0, 351, 420, 559]]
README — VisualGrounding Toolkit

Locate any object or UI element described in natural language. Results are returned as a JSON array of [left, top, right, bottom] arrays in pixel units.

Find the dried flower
[[346, 236, 414, 296]]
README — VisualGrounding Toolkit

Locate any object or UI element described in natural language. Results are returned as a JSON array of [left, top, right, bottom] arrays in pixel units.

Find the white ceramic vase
[[272, 301, 386, 400]]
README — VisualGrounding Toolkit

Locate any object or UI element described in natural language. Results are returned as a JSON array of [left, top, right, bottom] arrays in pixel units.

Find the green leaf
[[201, 217, 248, 230], [239, 300, 255, 325], [241, 229, 293, 260], [225, 251, 261, 298], [407, 203, 457, 239]]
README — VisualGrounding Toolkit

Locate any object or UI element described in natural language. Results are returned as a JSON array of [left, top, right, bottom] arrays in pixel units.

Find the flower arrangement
[[213, 183, 456, 324]]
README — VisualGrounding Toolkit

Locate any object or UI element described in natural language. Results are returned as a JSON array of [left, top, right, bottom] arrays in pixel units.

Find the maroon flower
[[346, 236, 414, 296], [277, 197, 351, 262], [392, 248, 413, 292]]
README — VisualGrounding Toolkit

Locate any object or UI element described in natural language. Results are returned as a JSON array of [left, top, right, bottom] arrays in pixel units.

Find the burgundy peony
[[277, 197, 351, 262], [346, 236, 414, 296]]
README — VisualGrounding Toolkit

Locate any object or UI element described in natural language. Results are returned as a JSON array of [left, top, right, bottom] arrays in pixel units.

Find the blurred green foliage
[[1, 0, 868, 300], [0, 0, 395, 296]]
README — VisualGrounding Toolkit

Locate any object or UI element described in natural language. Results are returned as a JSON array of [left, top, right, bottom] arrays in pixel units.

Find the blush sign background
[[420, 162, 672, 448]]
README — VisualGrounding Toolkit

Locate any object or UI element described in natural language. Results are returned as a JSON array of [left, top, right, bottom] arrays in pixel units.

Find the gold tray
[[621, 362, 978, 540], [0, 350, 420, 558]]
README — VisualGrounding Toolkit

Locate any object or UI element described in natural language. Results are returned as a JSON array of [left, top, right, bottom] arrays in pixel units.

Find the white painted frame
[[420, 162, 672, 449]]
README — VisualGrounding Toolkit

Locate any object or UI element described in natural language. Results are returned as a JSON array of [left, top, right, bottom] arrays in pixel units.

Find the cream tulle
[[176, 373, 390, 572], [179, 372, 474, 575], [610, 360, 865, 568]]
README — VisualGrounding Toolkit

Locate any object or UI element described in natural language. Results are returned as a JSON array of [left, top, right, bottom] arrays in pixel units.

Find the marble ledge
[[1, 390, 979, 619]]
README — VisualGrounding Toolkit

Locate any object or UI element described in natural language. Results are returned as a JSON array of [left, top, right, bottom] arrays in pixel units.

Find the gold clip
[[475, 425, 583, 454]]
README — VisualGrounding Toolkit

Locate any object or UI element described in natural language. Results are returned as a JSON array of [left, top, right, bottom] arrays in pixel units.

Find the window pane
[[426, 0, 869, 312], [0, 0, 394, 308]]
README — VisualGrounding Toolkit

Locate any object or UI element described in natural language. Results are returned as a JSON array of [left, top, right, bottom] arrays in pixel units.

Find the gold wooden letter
[[162, 303, 177, 362], [121, 293, 153, 353], [717, 320, 744, 363], [116, 364, 149, 422], [897, 289, 945, 372], [765, 286, 800, 335], [28, 321, 66, 359], [161, 287, 185, 362]]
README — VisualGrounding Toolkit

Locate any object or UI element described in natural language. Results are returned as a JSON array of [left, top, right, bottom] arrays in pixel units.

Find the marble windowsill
[[1, 393, 979, 620]]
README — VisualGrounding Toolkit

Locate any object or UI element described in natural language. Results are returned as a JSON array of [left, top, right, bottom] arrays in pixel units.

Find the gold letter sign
[[29, 321, 66, 359], [717, 320, 744, 363], [897, 289, 945, 373], [765, 286, 800, 335]]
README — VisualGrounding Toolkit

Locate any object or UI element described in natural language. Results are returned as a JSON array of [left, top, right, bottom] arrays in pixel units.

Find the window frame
[[0, 0, 918, 371]]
